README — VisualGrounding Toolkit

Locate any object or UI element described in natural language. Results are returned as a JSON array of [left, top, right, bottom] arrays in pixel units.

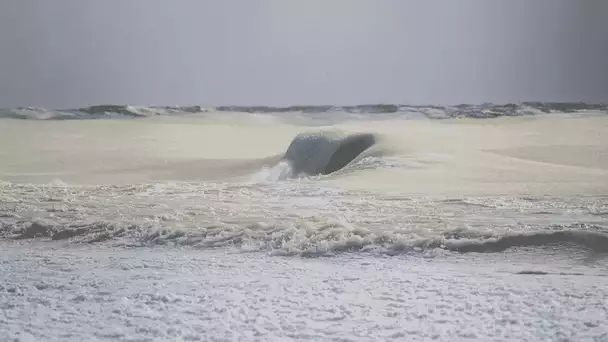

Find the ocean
[[1, 103, 607, 341]]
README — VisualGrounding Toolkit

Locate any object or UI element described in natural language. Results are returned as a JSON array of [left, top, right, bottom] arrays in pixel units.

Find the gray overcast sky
[[0, 0, 607, 108]]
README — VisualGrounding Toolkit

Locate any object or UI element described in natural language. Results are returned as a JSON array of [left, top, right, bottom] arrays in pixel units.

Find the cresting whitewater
[[1, 103, 607, 341]]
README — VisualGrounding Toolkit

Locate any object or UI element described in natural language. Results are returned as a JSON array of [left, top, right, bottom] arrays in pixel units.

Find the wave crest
[[281, 131, 378, 176]]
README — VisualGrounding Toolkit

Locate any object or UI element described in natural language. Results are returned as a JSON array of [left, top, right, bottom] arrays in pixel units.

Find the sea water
[[1, 104, 607, 341]]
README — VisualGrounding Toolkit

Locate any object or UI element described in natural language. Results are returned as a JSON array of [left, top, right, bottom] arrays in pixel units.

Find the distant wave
[[0, 105, 209, 120], [1, 102, 606, 120]]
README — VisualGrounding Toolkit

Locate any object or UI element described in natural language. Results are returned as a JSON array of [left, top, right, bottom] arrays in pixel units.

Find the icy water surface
[[1, 108, 607, 341]]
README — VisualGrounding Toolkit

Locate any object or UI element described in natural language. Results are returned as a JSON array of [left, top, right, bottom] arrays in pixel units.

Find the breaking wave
[[1, 102, 606, 120], [2, 217, 607, 257], [1, 181, 606, 257], [281, 131, 379, 176], [249, 130, 387, 182]]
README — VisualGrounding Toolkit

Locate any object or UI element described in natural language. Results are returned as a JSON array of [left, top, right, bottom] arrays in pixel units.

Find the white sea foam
[[249, 160, 295, 183]]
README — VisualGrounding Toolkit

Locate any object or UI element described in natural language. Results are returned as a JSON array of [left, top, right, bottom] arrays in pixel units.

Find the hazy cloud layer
[[1, 0, 606, 107]]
